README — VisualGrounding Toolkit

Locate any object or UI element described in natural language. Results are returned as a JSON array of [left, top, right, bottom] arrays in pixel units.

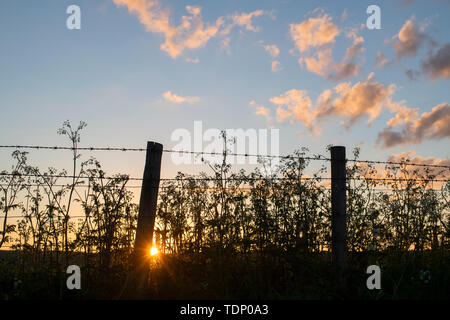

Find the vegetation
[[0, 122, 449, 299]]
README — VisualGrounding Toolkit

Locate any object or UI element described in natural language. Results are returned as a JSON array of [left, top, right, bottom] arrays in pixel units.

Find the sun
[[150, 247, 159, 256]]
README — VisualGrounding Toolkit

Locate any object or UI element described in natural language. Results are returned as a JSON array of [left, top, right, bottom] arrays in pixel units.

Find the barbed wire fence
[[0, 143, 449, 252], [1, 144, 449, 220]]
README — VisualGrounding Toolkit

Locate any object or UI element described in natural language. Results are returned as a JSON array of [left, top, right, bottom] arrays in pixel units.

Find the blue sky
[[1, 0, 449, 180]]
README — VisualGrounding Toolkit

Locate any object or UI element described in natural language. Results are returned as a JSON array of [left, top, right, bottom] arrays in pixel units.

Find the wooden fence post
[[330, 146, 347, 295], [133, 141, 163, 297]]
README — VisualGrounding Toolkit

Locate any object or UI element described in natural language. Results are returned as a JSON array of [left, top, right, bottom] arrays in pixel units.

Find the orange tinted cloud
[[113, 0, 267, 58], [290, 10, 364, 80], [392, 17, 429, 58], [222, 10, 266, 34], [264, 44, 280, 58], [301, 47, 332, 76], [290, 12, 339, 52], [377, 103, 450, 148], [249, 100, 271, 122], [326, 29, 364, 81], [271, 60, 282, 72], [260, 41, 281, 72], [270, 89, 319, 134], [112, 0, 170, 31], [256, 74, 412, 134], [316, 73, 396, 127], [387, 16, 450, 81], [163, 91, 200, 104], [290, 12, 337, 77], [344, 28, 364, 59], [375, 51, 388, 68]]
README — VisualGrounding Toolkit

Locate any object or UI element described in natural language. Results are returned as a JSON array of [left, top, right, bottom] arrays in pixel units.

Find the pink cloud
[[113, 1, 268, 58], [290, 10, 364, 80], [163, 91, 200, 104], [377, 103, 450, 148]]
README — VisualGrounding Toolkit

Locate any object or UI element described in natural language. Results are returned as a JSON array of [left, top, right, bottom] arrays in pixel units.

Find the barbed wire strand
[[0, 145, 328, 161], [1, 144, 449, 169], [346, 159, 450, 169], [0, 172, 449, 183]]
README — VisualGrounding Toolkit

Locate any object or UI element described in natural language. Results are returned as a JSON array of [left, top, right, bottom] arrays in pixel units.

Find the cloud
[[405, 68, 420, 80], [113, 1, 268, 58], [269, 89, 319, 134], [220, 37, 231, 54], [161, 9, 223, 59], [185, 57, 199, 63], [264, 44, 280, 58], [345, 40, 364, 60], [289, 11, 337, 76], [259, 41, 281, 72], [327, 61, 361, 81], [387, 17, 450, 80], [392, 17, 428, 58], [377, 103, 450, 148], [253, 74, 414, 135], [325, 28, 365, 80], [421, 43, 450, 80], [375, 51, 388, 68], [344, 27, 364, 57], [222, 10, 266, 35], [112, 1, 221, 58], [290, 12, 339, 53], [250, 100, 271, 122], [385, 103, 419, 128], [316, 73, 397, 127], [290, 10, 364, 80], [163, 91, 200, 104], [271, 61, 282, 72], [300, 47, 332, 76]]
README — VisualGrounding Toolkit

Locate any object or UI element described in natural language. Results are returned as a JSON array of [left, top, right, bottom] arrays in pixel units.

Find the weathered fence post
[[133, 141, 163, 297], [330, 146, 347, 295]]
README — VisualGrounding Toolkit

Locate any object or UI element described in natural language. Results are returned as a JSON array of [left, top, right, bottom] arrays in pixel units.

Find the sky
[[0, 0, 449, 183]]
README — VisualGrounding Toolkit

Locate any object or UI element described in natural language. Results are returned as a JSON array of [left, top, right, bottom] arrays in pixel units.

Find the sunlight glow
[[150, 247, 159, 256]]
